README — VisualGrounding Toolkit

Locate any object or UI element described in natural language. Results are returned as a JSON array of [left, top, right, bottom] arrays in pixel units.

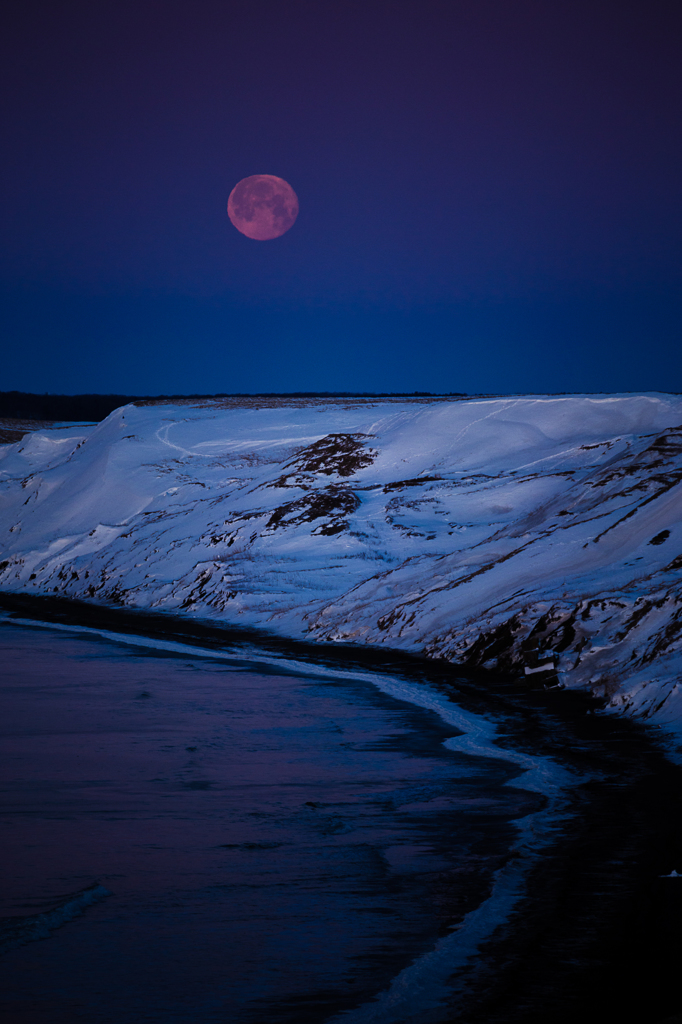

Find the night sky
[[1, 0, 681, 396]]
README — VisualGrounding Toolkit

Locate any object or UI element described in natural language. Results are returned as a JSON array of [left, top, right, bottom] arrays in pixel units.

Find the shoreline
[[2, 592, 682, 1022], [1, 597, 558, 1024]]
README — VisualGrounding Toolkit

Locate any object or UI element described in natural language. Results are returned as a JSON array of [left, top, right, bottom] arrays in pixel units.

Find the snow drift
[[2, 393, 682, 735]]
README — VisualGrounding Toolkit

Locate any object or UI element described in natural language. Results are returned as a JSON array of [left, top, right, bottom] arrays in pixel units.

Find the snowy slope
[[2, 393, 682, 733]]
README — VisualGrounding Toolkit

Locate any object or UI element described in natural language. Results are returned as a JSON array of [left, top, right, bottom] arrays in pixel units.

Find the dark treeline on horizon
[[0, 391, 469, 423]]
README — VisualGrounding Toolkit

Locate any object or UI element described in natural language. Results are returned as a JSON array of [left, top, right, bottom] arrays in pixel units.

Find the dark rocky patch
[[270, 433, 377, 488], [267, 486, 360, 534], [645, 428, 682, 455], [383, 476, 442, 492], [457, 617, 525, 672]]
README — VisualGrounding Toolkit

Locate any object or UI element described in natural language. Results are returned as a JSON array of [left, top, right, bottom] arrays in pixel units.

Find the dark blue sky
[[1, 0, 681, 395]]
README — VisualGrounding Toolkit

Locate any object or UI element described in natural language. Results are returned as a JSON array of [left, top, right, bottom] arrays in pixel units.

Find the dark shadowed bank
[[1, 591, 682, 1024]]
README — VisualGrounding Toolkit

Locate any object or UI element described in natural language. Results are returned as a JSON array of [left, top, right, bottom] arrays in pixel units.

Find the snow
[[2, 393, 682, 739]]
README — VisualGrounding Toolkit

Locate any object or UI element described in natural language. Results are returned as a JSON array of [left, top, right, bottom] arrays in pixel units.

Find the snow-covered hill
[[2, 393, 682, 734]]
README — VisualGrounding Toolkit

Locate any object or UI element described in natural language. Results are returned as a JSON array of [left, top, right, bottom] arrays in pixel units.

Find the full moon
[[227, 174, 299, 240]]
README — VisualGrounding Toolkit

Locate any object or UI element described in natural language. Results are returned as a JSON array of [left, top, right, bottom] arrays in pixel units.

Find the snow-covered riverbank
[[2, 393, 682, 736]]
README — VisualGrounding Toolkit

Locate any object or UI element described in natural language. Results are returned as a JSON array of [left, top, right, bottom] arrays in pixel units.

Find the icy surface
[[2, 393, 682, 735]]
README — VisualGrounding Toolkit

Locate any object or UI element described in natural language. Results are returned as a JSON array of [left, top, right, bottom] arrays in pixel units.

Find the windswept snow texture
[[3, 393, 682, 733]]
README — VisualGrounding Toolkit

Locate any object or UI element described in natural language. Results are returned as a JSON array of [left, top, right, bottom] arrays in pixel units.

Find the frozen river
[[0, 615, 547, 1024]]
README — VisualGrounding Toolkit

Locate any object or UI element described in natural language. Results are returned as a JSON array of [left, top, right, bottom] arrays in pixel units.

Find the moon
[[227, 175, 299, 240]]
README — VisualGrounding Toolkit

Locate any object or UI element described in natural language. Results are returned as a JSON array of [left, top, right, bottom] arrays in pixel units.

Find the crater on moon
[[227, 174, 299, 240]]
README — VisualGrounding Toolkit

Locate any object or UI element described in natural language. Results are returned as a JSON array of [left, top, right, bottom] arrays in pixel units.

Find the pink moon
[[227, 174, 299, 241]]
